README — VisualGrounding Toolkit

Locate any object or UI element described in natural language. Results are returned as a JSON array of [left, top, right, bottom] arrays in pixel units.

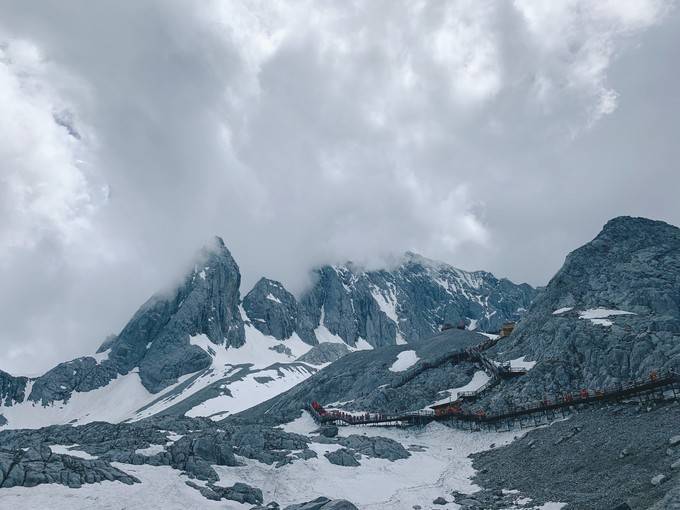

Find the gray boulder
[[324, 449, 360, 467], [338, 435, 410, 461], [284, 497, 358, 510], [211, 481, 263, 504]]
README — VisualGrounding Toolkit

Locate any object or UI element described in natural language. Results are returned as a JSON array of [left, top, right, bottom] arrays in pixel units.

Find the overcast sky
[[1, 1, 679, 374]]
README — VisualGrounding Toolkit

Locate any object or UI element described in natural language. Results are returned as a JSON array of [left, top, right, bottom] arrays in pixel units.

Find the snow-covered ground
[[0, 324, 318, 430], [430, 370, 491, 407], [388, 350, 419, 372], [578, 308, 635, 326], [48, 444, 98, 459], [220, 415, 565, 509]]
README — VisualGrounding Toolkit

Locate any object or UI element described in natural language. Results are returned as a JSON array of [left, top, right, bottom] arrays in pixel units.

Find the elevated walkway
[[310, 370, 680, 431]]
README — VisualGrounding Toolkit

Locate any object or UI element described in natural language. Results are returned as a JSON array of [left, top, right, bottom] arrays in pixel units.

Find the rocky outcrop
[[491, 216, 680, 401], [0, 446, 138, 488], [338, 435, 410, 461], [0, 370, 28, 406], [27, 357, 119, 405], [243, 278, 299, 340], [324, 449, 360, 467], [293, 255, 536, 347], [284, 497, 359, 510]]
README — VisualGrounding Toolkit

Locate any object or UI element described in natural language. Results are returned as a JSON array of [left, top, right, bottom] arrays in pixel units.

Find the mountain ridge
[[0, 238, 535, 430]]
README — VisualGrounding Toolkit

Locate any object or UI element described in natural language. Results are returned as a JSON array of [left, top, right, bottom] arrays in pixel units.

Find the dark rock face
[[0, 370, 28, 406], [0, 446, 138, 489], [493, 216, 680, 400], [186, 480, 263, 504], [243, 278, 299, 340], [292, 255, 536, 348], [27, 357, 119, 405], [324, 449, 360, 467], [106, 236, 245, 393]]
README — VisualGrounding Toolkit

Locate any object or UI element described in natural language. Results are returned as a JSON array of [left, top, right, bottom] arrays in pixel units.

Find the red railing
[[310, 370, 679, 427]]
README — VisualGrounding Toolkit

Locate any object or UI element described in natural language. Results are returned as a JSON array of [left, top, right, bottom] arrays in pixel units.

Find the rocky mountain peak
[[105, 236, 246, 392], [496, 216, 680, 398], [242, 277, 298, 340]]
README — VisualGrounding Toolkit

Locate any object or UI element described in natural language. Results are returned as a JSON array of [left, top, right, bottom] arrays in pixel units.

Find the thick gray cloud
[[0, 0, 678, 374]]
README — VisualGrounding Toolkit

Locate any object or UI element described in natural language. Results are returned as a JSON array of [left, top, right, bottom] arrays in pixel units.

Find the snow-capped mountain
[[0, 238, 534, 430], [247, 252, 537, 348]]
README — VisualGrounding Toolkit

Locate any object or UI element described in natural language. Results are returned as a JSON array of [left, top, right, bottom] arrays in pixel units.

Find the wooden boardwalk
[[310, 370, 680, 431]]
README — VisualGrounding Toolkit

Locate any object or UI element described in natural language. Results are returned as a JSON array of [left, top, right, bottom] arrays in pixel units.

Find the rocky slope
[[485, 216, 680, 404], [233, 328, 486, 427]]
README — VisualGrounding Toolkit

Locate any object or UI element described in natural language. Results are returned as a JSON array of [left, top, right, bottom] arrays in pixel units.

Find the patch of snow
[[480, 332, 500, 340], [552, 307, 573, 315], [430, 371, 491, 407], [91, 349, 110, 363], [185, 364, 314, 420], [280, 411, 318, 436], [371, 285, 399, 323], [466, 318, 478, 331], [579, 308, 635, 327], [214, 422, 520, 509], [353, 338, 374, 351], [314, 306, 345, 344], [395, 333, 407, 345], [266, 293, 282, 304], [165, 431, 183, 443], [135, 444, 167, 456], [509, 356, 536, 371], [388, 350, 419, 372], [48, 444, 97, 460]]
